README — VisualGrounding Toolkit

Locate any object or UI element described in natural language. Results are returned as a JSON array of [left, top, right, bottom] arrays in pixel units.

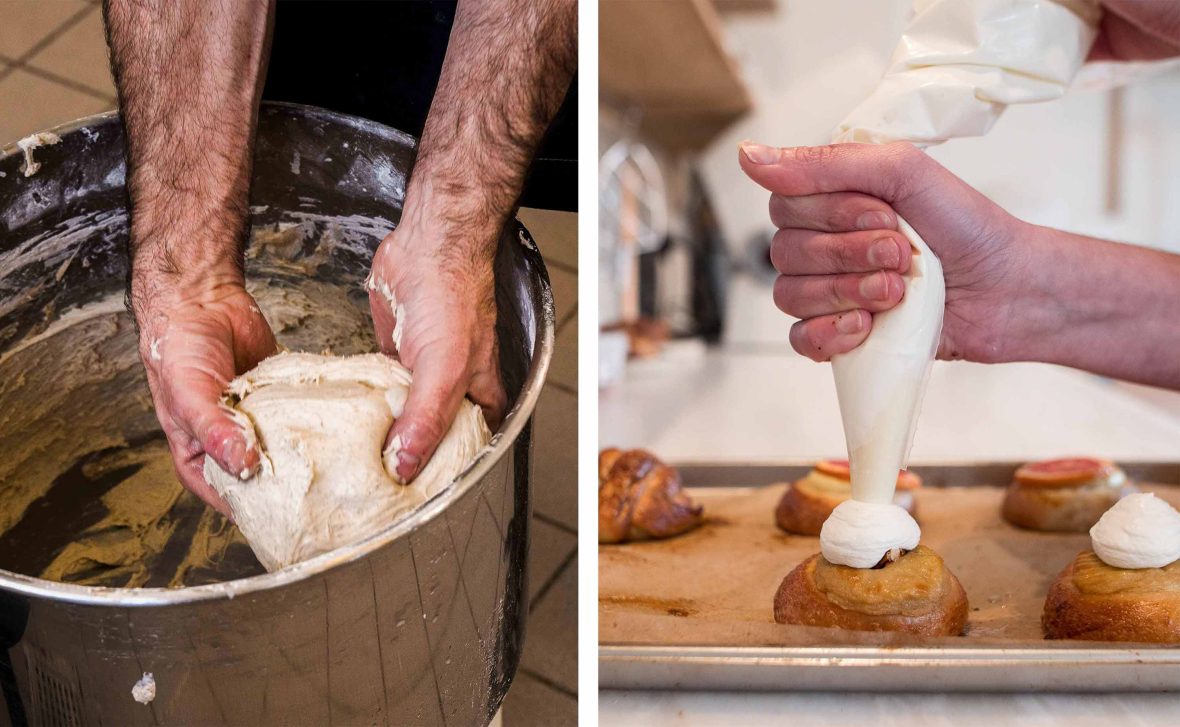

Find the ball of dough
[[203, 352, 491, 571]]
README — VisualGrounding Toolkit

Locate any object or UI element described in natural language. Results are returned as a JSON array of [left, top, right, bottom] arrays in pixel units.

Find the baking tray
[[599, 462, 1180, 692]]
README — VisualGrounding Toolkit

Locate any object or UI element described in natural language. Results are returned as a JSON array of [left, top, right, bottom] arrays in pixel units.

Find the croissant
[[774, 546, 968, 636], [1043, 551, 1180, 643], [1002, 457, 1134, 533], [598, 448, 703, 544]]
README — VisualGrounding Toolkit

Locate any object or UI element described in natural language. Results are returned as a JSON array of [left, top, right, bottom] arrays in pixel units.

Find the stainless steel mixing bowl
[[0, 103, 554, 725]]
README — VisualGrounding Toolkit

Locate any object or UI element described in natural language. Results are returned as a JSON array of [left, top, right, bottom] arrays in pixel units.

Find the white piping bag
[[820, 0, 1098, 561], [831, 219, 943, 504]]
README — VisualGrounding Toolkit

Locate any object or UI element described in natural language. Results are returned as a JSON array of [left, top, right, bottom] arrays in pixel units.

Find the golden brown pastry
[[774, 545, 968, 635], [1001, 457, 1135, 533], [775, 459, 921, 536], [598, 448, 703, 544], [1043, 550, 1180, 642]]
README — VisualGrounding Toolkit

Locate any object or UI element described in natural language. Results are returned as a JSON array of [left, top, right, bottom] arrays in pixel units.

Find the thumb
[[384, 351, 468, 483], [168, 370, 260, 480], [738, 140, 929, 203]]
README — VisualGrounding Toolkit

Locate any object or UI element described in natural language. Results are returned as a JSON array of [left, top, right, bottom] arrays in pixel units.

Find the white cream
[[820, 500, 921, 569], [831, 218, 944, 505], [1090, 493, 1180, 569]]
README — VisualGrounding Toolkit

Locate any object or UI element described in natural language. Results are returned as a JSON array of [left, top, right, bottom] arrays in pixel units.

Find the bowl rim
[[0, 103, 557, 606]]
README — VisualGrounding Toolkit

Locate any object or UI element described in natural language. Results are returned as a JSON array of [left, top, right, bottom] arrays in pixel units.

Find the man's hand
[[133, 278, 276, 515], [1090, 1, 1180, 61], [739, 141, 1027, 364], [105, 0, 274, 508], [371, 0, 575, 482], [368, 212, 504, 483], [738, 141, 1180, 390]]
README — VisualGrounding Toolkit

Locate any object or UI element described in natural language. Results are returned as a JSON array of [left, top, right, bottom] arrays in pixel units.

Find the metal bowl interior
[[0, 103, 555, 606]]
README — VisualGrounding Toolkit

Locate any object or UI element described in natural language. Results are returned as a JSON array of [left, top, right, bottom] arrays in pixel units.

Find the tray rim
[[599, 644, 1180, 692], [669, 459, 1180, 488]]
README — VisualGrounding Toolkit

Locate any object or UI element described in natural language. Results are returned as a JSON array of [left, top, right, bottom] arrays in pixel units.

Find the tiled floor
[[1, 4, 578, 725], [511, 210, 579, 726], [0, 1, 115, 146]]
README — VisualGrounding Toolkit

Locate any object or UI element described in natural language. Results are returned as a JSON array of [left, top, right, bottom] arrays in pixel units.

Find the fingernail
[[238, 452, 258, 480], [859, 272, 890, 302], [856, 211, 893, 230], [835, 312, 863, 334], [867, 238, 900, 269], [740, 142, 780, 165], [397, 451, 421, 482]]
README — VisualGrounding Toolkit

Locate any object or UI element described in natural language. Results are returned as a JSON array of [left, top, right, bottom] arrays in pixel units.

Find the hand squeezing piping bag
[[819, 0, 1099, 563]]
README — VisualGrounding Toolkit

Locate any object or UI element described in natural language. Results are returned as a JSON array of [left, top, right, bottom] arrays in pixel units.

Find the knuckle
[[768, 194, 789, 227], [769, 229, 794, 271], [791, 144, 839, 165], [885, 141, 922, 164], [826, 202, 851, 232], [826, 234, 855, 270], [826, 275, 849, 306], [882, 142, 928, 197], [772, 275, 796, 312]]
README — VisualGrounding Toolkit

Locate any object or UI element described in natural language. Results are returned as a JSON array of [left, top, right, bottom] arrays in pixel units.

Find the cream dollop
[[1090, 493, 1180, 569], [820, 500, 921, 569]]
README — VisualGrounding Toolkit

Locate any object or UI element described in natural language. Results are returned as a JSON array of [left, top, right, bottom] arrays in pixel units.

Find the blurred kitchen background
[[598, 0, 1180, 465]]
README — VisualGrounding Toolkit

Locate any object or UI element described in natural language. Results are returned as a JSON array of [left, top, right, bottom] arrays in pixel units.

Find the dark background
[[262, 0, 577, 212]]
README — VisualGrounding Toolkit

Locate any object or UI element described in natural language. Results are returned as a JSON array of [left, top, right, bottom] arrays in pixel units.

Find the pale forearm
[[1006, 224, 1180, 388], [403, 0, 576, 262], [104, 0, 273, 311]]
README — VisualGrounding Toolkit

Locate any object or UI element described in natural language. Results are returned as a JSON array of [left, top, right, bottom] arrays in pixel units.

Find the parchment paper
[[600, 481, 1180, 648]]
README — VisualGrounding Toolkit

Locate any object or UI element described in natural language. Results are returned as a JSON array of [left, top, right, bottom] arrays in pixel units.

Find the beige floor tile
[[548, 314, 576, 391], [0, 1, 88, 59], [26, 5, 113, 97], [519, 556, 577, 693], [548, 265, 577, 330], [531, 385, 576, 530], [528, 516, 575, 603], [518, 208, 577, 271], [0, 68, 111, 147], [501, 671, 576, 727]]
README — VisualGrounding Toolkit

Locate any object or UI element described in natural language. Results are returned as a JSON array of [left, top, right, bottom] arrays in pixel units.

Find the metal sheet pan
[[599, 462, 1180, 692]]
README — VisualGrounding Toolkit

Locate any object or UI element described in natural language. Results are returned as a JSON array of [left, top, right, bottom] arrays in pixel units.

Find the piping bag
[[819, 0, 1100, 565]]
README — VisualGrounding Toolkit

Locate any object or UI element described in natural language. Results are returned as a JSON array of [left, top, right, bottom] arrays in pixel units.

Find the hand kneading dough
[[203, 352, 491, 571]]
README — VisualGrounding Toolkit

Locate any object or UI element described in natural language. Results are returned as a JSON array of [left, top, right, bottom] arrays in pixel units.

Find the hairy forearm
[[1006, 225, 1180, 388], [104, 0, 273, 311], [402, 0, 576, 263]]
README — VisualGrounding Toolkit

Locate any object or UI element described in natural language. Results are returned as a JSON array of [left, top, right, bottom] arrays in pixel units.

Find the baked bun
[[1043, 550, 1180, 642], [1002, 458, 1134, 533], [599, 448, 703, 544], [773, 545, 968, 635], [775, 459, 921, 536]]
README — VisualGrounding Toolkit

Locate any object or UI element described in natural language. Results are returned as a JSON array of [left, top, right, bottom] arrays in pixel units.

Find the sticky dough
[[203, 352, 490, 571]]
